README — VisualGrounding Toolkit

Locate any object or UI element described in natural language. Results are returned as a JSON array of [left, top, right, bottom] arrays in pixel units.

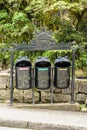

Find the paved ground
[[0, 103, 87, 130], [0, 127, 30, 130]]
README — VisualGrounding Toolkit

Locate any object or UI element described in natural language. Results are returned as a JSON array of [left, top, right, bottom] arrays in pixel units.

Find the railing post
[[71, 48, 76, 103], [51, 67, 54, 104], [10, 51, 14, 105], [32, 68, 35, 104]]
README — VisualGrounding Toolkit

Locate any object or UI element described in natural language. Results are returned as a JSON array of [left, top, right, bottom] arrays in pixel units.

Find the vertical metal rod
[[38, 91, 42, 103], [71, 49, 75, 103], [10, 51, 14, 105], [32, 68, 35, 104], [51, 67, 54, 104]]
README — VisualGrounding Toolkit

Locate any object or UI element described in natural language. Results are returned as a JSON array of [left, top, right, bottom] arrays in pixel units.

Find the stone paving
[[0, 103, 87, 130], [0, 127, 30, 130]]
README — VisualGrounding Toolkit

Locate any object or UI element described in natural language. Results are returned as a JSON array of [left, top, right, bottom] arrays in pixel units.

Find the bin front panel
[[35, 67, 50, 89], [16, 67, 31, 89], [55, 67, 70, 88]]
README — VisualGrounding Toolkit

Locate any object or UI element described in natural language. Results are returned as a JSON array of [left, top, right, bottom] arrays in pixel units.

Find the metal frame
[[1, 27, 77, 105]]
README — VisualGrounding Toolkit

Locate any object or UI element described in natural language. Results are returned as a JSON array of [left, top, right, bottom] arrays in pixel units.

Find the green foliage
[[0, 0, 86, 70], [25, 0, 45, 14], [0, 10, 9, 24], [12, 12, 29, 25], [42, 50, 71, 63], [43, 51, 56, 63], [78, 52, 87, 70]]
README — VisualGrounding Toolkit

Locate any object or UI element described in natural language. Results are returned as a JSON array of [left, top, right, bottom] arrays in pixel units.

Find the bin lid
[[35, 57, 51, 67], [54, 56, 71, 67], [15, 56, 31, 67]]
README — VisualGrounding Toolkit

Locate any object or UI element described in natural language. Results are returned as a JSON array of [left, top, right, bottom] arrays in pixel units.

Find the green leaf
[[0, 10, 8, 20], [12, 12, 29, 24]]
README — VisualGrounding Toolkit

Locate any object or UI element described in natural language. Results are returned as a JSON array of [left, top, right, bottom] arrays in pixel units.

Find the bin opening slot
[[16, 61, 31, 67], [35, 61, 51, 67], [55, 61, 70, 68]]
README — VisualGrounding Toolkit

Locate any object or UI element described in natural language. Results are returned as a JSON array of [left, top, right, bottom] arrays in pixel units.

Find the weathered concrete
[[0, 119, 27, 129], [13, 102, 80, 111], [81, 107, 87, 112], [85, 99, 87, 106], [76, 94, 86, 104], [0, 103, 87, 130], [78, 80, 87, 94], [0, 127, 31, 130], [0, 72, 10, 89]]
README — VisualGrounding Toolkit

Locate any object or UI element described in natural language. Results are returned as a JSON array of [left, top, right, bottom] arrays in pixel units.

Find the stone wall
[[0, 71, 87, 105]]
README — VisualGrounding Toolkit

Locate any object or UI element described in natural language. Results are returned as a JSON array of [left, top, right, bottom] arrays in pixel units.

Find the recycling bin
[[35, 57, 51, 90], [15, 56, 32, 90], [54, 56, 71, 89]]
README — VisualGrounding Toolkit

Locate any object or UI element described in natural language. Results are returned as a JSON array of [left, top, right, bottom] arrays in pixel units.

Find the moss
[[80, 104, 87, 111]]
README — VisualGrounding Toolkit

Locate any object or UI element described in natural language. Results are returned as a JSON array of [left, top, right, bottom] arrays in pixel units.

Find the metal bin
[[15, 57, 32, 90], [35, 57, 51, 90], [54, 56, 71, 89]]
